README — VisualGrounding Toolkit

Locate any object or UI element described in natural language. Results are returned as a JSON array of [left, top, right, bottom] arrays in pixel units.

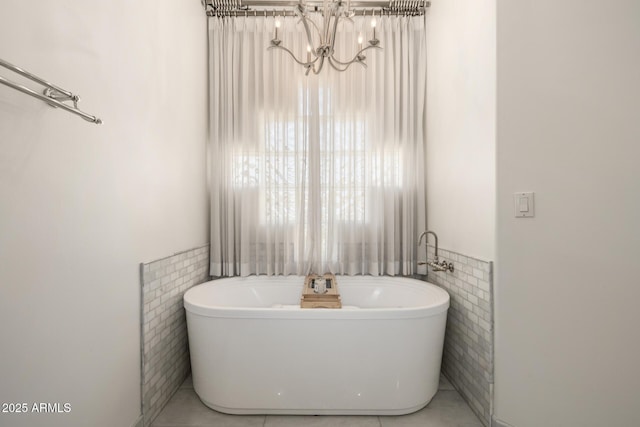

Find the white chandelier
[[269, 0, 381, 75]]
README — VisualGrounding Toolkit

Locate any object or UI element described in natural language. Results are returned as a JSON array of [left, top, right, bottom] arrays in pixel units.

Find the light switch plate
[[514, 192, 534, 217]]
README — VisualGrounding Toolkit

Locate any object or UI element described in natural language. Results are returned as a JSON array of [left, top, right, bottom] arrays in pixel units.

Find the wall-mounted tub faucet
[[418, 230, 454, 273], [419, 231, 439, 262]]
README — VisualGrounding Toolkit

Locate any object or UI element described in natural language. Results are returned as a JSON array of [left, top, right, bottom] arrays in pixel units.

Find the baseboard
[[130, 414, 144, 427], [492, 415, 515, 427]]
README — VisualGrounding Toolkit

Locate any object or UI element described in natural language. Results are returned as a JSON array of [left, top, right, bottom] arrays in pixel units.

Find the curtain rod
[[205, 1, 430, 7], [203, 0, 430, 17]]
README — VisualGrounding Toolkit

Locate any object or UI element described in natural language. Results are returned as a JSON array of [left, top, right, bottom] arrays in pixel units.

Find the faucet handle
[[438, 260, 455, 272]]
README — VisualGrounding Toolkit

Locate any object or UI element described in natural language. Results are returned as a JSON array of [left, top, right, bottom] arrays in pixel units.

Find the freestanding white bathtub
[[184, 275, 449, 415]]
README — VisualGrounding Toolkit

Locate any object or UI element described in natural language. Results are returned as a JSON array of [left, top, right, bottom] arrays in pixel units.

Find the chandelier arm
[[327, 56, 366, 72], [313, 55, 326, 74], [303, 18, 323, 49], [322, 2, 334, 43], [328, 56, 360, 67], [327, 57, 350, 71], [268, 45, 319, 67], [327, 3, 342, 53], [296, 5, 322, 54], [329, 44, 381, 66]]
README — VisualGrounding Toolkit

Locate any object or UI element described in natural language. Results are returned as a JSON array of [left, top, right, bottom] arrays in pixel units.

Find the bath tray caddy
[[301, 273, 342, 309]]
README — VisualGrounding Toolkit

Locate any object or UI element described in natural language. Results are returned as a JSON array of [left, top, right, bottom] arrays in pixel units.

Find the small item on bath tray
[[301, 273, 342, 309], [313, 277, 327, 294]]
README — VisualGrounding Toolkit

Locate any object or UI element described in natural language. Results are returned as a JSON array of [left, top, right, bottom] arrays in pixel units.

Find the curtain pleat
[[209, 14, 426, 277]]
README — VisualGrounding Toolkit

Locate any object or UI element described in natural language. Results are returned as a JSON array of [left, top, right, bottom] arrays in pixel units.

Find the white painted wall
[[495, 1, 640, 426], [425, 0, 496, 261], [0, 1, 208, 426]]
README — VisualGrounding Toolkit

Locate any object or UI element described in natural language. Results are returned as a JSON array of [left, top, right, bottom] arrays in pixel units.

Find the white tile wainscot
[[140, 244, 210, 427], [424, 245, 494, 427]]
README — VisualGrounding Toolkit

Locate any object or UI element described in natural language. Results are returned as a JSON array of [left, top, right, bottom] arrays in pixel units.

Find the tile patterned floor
[[151, 374, 483, 427]]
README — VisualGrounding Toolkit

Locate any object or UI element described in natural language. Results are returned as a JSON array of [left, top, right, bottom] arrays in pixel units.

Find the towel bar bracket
[[43, 87, 80, 108]]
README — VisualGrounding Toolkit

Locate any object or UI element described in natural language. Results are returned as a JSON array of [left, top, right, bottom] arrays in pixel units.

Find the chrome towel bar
[[0, 58, 102, 125]]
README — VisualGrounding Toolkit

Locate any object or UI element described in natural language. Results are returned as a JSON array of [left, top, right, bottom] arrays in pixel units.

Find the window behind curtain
[[209, 14, 426, 277]]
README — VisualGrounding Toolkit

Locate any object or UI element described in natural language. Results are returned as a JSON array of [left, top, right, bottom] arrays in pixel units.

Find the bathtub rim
[[184, 275, 450, 320]]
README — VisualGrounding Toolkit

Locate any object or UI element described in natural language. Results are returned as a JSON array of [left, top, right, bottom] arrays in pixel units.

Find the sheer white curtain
[[209, 13, 426, 277]]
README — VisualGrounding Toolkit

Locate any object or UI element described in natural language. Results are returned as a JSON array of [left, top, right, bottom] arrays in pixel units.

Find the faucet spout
[[418, 230, 439, 261]]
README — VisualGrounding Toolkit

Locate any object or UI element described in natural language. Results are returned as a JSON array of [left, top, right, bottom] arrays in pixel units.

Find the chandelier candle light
[[269, 0, 381, 75]]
